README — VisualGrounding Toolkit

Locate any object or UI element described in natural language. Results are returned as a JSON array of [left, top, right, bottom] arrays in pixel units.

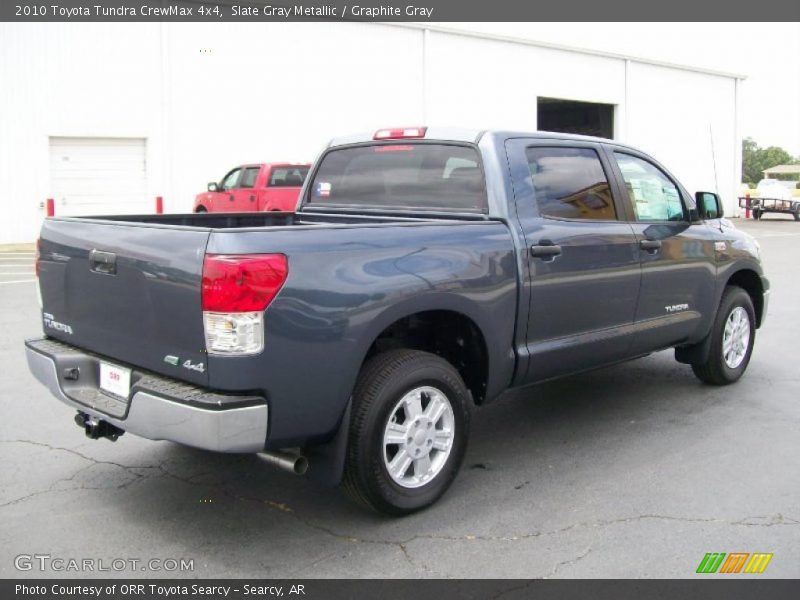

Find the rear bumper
[[25, 338, 268, 453]]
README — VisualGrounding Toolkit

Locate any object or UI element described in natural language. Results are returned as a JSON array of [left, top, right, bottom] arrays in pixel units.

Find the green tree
[[742, 137, 799, 185]]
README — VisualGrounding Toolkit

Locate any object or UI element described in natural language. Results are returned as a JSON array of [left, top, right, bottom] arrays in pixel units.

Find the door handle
[[88, 249, 117, 275], [228, 194, 234, 201], [249, 195, 255, 201], [640, 239, 662, 253], [530, 244, 562, 260]]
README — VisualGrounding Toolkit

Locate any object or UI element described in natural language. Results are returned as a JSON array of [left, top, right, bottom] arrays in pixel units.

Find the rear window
[[269, 166, 310, 187], [306, 144, 486, 212]]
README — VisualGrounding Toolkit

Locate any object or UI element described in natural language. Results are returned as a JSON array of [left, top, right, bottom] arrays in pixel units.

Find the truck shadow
[[110, 350, 738, 542]]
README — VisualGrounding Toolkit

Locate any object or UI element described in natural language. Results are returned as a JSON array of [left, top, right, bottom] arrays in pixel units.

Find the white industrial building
[[0, 22, 744, 244]]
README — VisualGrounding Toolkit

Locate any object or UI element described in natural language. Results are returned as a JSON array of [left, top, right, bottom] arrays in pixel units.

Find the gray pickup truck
[[26, 127, 769, 515]]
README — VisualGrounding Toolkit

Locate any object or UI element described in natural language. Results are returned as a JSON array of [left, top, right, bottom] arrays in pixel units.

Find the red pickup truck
[[193, 163, 310, 213]]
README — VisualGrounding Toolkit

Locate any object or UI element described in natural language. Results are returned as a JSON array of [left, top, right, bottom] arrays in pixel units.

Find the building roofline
[[763, 164, 800, 175], [388, 23, 748, 81], [328, 128, 646, 149]]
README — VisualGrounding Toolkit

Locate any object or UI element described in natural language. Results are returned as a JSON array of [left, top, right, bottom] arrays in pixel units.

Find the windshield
[[305, 143, 486, 212]]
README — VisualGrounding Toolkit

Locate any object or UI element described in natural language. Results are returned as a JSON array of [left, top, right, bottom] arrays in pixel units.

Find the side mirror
[[695, 191, 724, 220], [207, 182, 219, 192]]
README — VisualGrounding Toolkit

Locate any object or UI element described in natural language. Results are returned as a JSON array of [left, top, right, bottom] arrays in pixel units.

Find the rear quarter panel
[[206, 221, 518, 446]]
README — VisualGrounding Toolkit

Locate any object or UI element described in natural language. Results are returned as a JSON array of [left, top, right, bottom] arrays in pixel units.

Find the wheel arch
[[676, 269, 764, 366], [726, 268, 765, 328], [304, 293, 515, 487], [362, 308, 490, 406]]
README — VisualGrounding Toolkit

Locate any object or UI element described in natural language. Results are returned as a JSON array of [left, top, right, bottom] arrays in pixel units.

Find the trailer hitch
[[74, 411, 125, 442]]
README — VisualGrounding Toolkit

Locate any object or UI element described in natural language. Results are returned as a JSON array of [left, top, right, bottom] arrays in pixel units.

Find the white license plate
[[99, 362, 131, 399]]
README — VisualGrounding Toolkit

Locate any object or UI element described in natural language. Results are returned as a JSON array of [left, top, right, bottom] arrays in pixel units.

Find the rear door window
[[525, 147, 616, 220], [306, 144, 486, 211], [269, 166, 310, 187]]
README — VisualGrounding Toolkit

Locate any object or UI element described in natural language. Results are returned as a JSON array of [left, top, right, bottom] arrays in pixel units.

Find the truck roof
[[237, 162, 311, 168], [327, 127, 640, 151]]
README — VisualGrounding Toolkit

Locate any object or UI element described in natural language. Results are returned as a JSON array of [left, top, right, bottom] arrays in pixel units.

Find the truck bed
[[35, 210, 518, 445], [73, 209, 489, 230]]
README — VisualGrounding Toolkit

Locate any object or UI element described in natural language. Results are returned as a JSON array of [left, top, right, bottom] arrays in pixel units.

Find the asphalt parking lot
[[0, 217, 798, 579]]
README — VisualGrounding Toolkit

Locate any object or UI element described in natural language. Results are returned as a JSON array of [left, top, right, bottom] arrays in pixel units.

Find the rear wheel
[[195, 206, 208, 213], [752, 208, 761, 220], [691, 286, 756, 385], [342, 349, 470, 515], [793, 209, 799, 222]]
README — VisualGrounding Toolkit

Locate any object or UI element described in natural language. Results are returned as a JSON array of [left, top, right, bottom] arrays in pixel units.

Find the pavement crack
[[218, 509, 800, 555], [544, 544, 593, 578], [0, 439, 217, 507], [0, 439, 149, 471]]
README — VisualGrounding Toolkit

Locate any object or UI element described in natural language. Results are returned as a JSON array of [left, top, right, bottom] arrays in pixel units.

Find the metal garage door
[[49, 137, 148, 216]]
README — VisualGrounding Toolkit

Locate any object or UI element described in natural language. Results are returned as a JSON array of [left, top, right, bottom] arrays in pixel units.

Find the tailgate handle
[[89, 249, 117, 275]]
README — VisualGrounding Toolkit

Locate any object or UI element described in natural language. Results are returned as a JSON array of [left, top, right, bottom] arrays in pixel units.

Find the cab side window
[[614, 153, 685, 222], [239, 167, 260, 189], [526, 147, 616, 220], [220, 168, 241, 191]]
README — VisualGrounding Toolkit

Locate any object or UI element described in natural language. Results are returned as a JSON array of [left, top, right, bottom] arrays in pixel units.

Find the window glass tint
[[525, 147, 616, 220], [307, 144, 486, 211], [614, 153, 685, 222], [269, 166, 310, 187], [239, 167, 260, 189], [220, 168, 241, 191]]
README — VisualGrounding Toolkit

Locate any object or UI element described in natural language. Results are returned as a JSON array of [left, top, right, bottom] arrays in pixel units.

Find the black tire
[[342, 349, 470, 516], [793, 210, 799, 222], [691, 286, 756, 385], [195, 206, 208, 213], [752, 209, 761, 220]]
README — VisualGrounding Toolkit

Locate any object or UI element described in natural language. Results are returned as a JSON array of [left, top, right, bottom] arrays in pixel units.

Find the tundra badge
[[43, 313, 73, 334], [665, 303, 689, 313]]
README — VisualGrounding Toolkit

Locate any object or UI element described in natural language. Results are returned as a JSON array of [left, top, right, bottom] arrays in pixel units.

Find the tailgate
[[37, 218, 210, 386]]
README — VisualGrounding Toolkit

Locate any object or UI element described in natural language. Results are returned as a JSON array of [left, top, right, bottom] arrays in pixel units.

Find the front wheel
[[342, 350, 470, 515], [691, 286, 756, 385]]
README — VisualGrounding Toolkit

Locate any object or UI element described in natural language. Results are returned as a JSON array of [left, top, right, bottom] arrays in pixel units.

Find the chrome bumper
[[25, 340, 268, 453]]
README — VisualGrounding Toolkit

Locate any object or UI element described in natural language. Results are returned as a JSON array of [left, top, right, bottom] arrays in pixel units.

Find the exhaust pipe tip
[[258, 451, 309, 475], [293, 456, 309, 476]]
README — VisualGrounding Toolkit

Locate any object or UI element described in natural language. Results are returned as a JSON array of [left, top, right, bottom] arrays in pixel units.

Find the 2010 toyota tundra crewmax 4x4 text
[[26, 127, 769, 515]]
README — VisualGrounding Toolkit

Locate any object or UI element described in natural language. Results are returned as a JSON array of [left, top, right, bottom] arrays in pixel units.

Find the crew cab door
[[231, 166, 261, 211], [216, 167, 242, 211], [506, 139, 642, 383], [604, 148, 717, 353]]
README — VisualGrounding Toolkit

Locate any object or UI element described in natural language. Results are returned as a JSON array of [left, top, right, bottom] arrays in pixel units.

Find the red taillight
[[201, 254, 288, 312], [373, 127, 427, 140], [35, 238, 41, 277]]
